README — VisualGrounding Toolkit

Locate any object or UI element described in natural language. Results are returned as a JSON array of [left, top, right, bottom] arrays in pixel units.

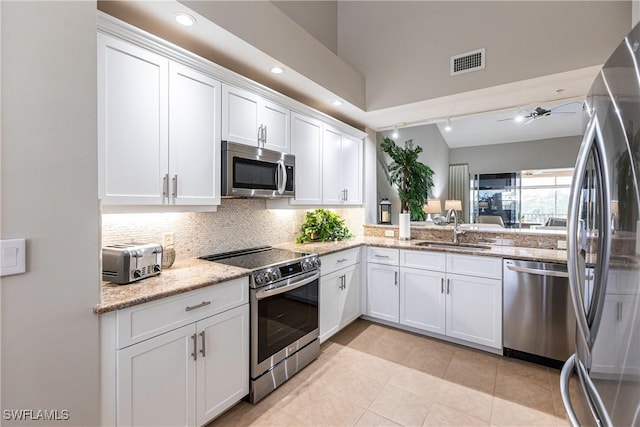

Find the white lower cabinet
[[368, 248, 503, 350], [367, 262, 400, 323], [400, 267, 446, 334], [445, 273, 502, 348], [106, 278, 249, 427], [591, 267, 640, 376], [319, 248, 362, 342]]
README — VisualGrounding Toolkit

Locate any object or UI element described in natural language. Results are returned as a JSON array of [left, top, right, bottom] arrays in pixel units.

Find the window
[[520, 168, 573, 226]]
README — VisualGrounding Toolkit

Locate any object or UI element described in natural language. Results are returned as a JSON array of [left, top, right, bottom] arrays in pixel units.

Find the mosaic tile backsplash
[[102, 199, 365, 261]]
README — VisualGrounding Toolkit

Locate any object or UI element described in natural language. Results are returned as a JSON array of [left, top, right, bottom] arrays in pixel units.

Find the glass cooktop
[[199, 246, 310, 270]]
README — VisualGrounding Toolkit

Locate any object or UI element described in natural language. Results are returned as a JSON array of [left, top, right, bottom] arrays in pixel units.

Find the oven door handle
[[255, 272, 319, 300]]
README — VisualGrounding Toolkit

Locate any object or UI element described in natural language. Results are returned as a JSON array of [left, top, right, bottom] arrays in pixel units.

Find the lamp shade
[[445, 199, 462, 211], [422, 199, 441, 214]]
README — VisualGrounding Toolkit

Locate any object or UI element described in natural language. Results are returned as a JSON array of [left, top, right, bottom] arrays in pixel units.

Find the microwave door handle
[[277, 160, 286, 195]]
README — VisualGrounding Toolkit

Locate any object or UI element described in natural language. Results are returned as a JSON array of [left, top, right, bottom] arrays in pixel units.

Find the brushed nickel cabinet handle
[[199, 331, 206, 358], [264, 125, 267, 144], [441, 278, 444, 294], [190, 333, 197, 361], [337, 258, 349, 263], [172, 175, 178, 198], [185, 301, 211, 312], [162, 174, 169, 200], [446, 279, 450, 294], [394, 271, 398, 286]]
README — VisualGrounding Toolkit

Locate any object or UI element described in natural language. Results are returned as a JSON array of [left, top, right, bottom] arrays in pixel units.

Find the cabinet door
[[400, 267, 446, 334], [261, 100, 290, 152], [169, 63, 221, 205], [591, 295, 622, 375], [221, 85, 260, 147], [196, 304, 249, 426], [340, 264, 361, 327], [98, 34, 168, 205], [290, 113, 323, 205], [367, 263, 399, 323], [322, 126, 344, 204], [445, 273, 502, 349], [341, 134, 363, 205], [117, 324, 196, 427], [620, 294, 640, 376], [320, 269, 341, 342]]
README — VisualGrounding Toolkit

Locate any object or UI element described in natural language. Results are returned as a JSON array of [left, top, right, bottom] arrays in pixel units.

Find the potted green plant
[[296, 209, 354, 243], [380, 137, 435, 223]]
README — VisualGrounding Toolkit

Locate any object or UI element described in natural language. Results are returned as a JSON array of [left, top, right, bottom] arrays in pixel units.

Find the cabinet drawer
[[367, 247, 399, 265], [400, 250, 446, 271], [321, 248, 361, 276], [116, 277, 249, 348], [446, 254, 502, 280]]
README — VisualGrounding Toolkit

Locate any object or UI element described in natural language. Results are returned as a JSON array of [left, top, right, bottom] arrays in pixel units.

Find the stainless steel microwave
[[221, 141, 295, 198]]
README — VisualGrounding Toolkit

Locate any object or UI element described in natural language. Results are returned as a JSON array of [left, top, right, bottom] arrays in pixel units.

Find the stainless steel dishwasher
[[503, 259, 576, 369]]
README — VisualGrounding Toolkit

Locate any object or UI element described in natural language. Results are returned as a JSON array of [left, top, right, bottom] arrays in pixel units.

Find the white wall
[[634, 0, 640, 27], [377, 124, 450, 218], [449, 135, 582, 174], [338, 1, 630, 111], [1, 2, 100, 426], [272, 1, 338, 54]]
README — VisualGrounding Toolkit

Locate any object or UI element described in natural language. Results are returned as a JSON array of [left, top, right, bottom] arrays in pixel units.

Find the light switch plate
[[1, 238, 26, 277], [557, 240, 567, 250], [384, 230, 395, 237]]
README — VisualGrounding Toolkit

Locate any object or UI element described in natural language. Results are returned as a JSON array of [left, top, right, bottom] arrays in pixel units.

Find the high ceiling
[[98, 0, 630, 147]]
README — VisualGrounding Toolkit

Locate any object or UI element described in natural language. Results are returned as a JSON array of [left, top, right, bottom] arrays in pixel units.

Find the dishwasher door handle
[[507, 264, 569, 278], [506, 264, 593, 280]]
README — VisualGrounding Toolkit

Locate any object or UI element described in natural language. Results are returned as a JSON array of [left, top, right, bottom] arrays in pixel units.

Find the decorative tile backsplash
[[102, 199, 364, 261]]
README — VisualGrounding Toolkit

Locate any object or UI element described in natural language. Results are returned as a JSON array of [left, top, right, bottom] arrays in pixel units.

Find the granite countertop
[[278, 236, 569, 264], [96, 237, 571, 315], [94, 258, 251, 314]]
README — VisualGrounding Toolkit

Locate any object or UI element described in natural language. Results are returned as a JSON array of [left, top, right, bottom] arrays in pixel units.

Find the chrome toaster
[[102, 243, 163, 284]]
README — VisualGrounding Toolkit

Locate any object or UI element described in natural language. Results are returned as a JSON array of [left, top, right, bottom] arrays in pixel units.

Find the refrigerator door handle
[[560, 354, 580, 427], [567, 113, 612, 351], [568, 115, 598, 350]]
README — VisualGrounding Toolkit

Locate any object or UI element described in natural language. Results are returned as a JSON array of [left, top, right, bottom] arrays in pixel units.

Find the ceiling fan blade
[[523, 117, 536, 126], [497, 117, 516, 122], [549, 101, 582, 112], [550, 111, 576, 115]]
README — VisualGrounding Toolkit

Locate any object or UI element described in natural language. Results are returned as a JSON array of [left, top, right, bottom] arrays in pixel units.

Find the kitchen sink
[[413, 242, 492, 251]]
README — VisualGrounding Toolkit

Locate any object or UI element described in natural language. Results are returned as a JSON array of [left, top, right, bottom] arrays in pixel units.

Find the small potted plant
[[296, 209, 354, 243]]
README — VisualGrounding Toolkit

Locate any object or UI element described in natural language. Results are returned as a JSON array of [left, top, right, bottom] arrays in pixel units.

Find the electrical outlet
[[163, 232, 175, 247], [384, 230, 395, 237], [557, 240, 567, 250]]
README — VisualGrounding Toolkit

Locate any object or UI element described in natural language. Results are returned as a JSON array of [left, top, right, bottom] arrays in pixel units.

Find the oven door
[[251, 271, 319, 377], [222, 141, 294, 198]]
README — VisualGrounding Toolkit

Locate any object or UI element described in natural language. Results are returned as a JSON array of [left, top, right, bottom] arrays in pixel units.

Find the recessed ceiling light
[[332, 100, 343, 106], [270, 66, 285, 75], [392, 125, 399, 139], [175, 13, 196, 27], [444, 118, 452, 132]]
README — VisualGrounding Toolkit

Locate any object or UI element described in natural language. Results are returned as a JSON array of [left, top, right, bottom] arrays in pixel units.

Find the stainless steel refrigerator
[[561, 23, 640, 426]]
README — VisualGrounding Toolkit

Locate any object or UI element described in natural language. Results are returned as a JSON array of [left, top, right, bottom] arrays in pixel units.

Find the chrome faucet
[[446, 209, 465, 245]]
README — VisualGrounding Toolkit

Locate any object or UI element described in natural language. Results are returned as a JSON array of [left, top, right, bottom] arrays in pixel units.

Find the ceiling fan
[[498, 102, 580, 125]]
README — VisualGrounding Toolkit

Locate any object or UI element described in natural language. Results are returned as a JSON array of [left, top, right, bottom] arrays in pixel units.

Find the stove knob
[[272, 270, 281, 281], [264, 272, 273, 283], [254, 273, 264, 286], [313, 258, 321, 268], [132, 269, 142, 279], [153, 264, 161, 273], [302, 260, 311, 271]]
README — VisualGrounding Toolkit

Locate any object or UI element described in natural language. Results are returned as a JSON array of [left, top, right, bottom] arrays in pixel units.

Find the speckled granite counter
[[95, 237, 578, 315], [94, 258, 251, 314], [277, 236, 570, 264]]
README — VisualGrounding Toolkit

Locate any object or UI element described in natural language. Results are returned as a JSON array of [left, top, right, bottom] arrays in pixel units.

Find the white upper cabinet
[[98, 33, 221, 207], [261, 100, 290, 152], [169, 63, 221, 206], [322, 125, 363, 205], [222, 85, 290, 152], [290, 112, 323, 205], [98, 33, 169, 205]]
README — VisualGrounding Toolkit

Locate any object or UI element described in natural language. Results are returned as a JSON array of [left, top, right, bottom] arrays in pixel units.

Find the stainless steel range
[[200, 246, 320, 403]]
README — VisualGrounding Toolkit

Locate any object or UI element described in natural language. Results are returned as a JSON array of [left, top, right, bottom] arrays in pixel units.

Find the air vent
[[450, 48, 485, 76]]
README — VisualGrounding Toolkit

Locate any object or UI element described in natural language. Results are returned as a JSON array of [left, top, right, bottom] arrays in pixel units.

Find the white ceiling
[[103, 1, 604, 148]]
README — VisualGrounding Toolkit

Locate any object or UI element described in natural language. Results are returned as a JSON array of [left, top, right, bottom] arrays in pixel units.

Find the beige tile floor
[[207, 319, 575, 427]]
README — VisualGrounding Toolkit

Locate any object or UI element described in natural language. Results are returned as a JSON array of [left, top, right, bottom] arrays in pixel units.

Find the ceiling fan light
[[514, 115, 524, 123], [444, 118, 452, 132]]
